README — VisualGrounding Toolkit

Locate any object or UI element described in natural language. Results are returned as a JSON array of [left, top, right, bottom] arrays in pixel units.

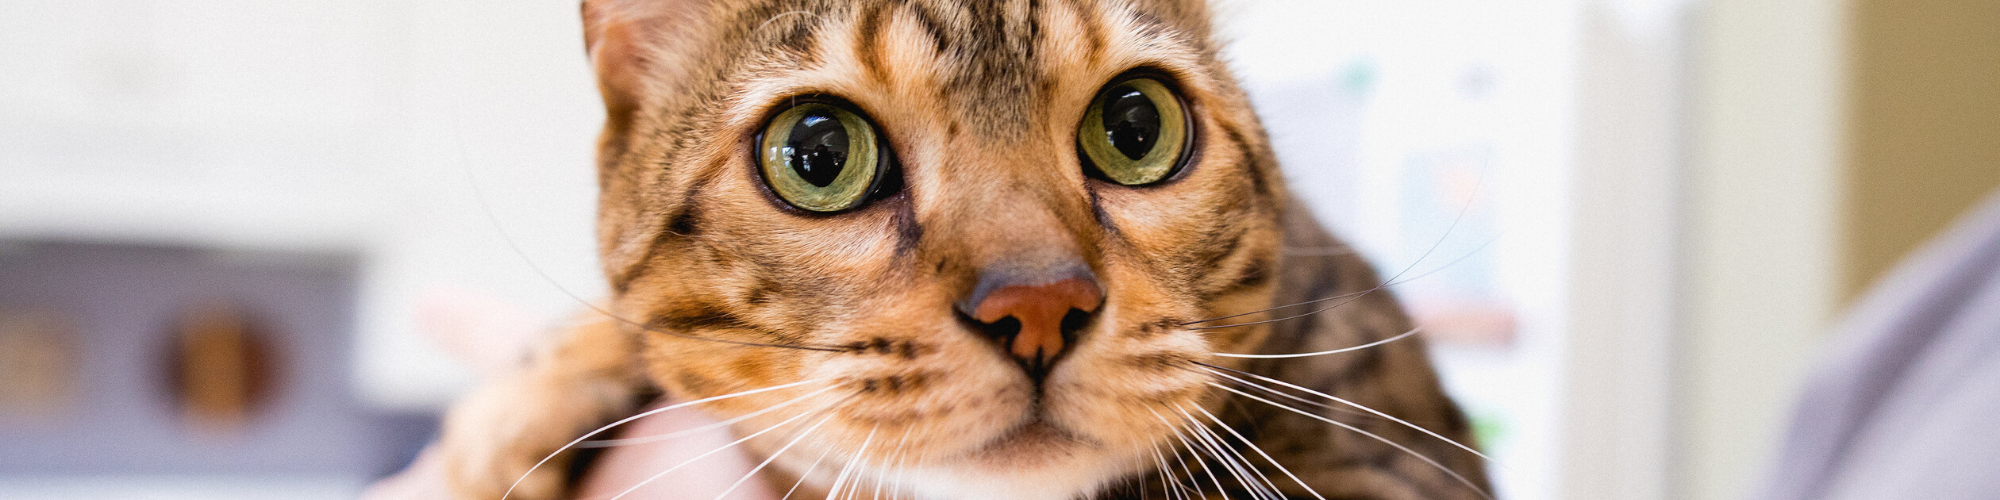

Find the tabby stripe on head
[[1057, 0, 1108, 63], [854, 1, 891, 84]]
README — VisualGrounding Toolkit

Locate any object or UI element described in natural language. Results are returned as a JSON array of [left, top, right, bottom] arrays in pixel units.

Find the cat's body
[[439, 1, 1489, 499]]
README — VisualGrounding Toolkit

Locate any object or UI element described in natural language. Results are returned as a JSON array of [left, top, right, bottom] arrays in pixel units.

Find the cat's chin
[[964, 420, 1084, 466], [884, 420, 1144, 500]]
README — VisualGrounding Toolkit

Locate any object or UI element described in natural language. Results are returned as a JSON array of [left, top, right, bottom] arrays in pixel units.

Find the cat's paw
[[438, 380, 577, 500], [431, 315, 643, 500]]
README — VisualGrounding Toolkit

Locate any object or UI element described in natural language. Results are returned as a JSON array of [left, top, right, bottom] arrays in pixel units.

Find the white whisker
[[1211, 327, 1422, 359], [1169, 427, 1209, 500], [1175, 405, 1282, 500], [1173, 406, 1277, 500], [608, 396, 841, 500], [1189, 404, 1327, 500], [898, 445, 932, 500], [1208, 382, 1493, 500], [872, 429, 911, 500], [756, 10, 816, 33], [885, 428, 916, 500], [1150, 408, 1230, 500], [584, 382, 834, 448], [1190, 365, 1366, 419], [1200, 363, 1494, 464], [714, 412, 836, 500], [1191, 234, 1500, 333], [824, 425, 878, 500], [501, 377, 833, 500], [779, 445, 837, 500], [1187, 163, 1489, 331], [1149, 442, 1189, 500]]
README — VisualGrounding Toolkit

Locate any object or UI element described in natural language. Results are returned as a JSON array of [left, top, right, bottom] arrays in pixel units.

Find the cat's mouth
[[963, 417, 1092, 466]]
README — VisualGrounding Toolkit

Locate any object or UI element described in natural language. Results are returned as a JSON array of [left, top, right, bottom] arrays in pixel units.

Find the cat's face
[[587, 0, 1284, 496]]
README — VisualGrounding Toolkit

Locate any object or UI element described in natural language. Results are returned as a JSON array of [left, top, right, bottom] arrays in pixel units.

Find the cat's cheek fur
[[808, 327, 1034, 459]]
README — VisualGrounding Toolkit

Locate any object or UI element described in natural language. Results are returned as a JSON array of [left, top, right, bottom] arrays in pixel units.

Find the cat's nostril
[[962, 275, 1103, 378], [1060, 308, 1091, 337], [977, 316, 1024, 347]]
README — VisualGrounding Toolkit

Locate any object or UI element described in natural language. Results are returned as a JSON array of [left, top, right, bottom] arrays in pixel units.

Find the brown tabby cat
[[438, 0, 1491, 499]]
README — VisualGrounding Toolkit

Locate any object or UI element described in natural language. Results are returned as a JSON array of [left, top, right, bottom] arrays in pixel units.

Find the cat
[[437, 0, 1491, 499]]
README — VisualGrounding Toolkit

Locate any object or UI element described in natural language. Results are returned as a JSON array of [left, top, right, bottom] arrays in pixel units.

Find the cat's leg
[[439, 316, 648, 500]]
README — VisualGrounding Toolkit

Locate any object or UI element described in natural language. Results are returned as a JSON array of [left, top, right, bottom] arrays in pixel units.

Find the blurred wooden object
[[168, 304, 276, 432], [0, 311, 78, 419]]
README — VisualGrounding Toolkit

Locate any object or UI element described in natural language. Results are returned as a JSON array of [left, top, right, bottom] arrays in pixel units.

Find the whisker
[[608, 398, 844, 500], [1184, 162, 1488, 329], [824, 425, 879, 500], [906, 447, 935, 500], [1198, 362, 1495, 464], [452, 122, 851, 353], [1188, 404, 1327, 500], [1149, 442, 1190, 500], [872, 429, 912, 500], [1211, 325, 1421, 360], [1185, 365, 1368, 420], [1175, 405, 1282, 500], [1182, 418, 1267, 500], [1150, 408, 1231, 500], [889, 455, 908, 500], [1163, 431, 1205, 500], [778, 445, 837, 500], [1188, 234, 1499, 332], [756, 10, 816, 33], [1168, 406, 1280, 500], [501, 378, 833, 500], [822, 447, 859, 500], [583, 382, 835, 447], [714, 412, 837, 500], [885, 428, 918, 500], [1207, 382, 1494, 500]]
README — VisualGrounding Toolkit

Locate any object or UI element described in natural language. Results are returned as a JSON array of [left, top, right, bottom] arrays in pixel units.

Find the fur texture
[[439, 1, 1490, 499]]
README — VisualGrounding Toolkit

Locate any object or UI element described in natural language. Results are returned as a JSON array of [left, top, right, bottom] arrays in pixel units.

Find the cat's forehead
[[686, 0, 1217, 140]]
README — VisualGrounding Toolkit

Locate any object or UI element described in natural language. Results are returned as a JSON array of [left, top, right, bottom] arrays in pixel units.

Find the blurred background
[[1, 0, 1995, 498]]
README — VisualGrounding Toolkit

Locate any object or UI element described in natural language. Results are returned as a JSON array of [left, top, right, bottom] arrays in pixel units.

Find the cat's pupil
[[1101, 86, 1160, 161], [787, 110, 849, 187]]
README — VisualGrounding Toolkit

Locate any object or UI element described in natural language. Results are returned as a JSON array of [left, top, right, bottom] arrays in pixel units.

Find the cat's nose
[[960, 268, 1104, 379]]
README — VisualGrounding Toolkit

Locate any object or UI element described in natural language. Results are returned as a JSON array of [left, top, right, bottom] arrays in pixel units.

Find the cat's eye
[[1078, 77, 1190, 186], [757, 101, 887, 212]]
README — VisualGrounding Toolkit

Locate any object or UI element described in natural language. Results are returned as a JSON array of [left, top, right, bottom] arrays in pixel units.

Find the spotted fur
[[439, 1, 1488, 499]]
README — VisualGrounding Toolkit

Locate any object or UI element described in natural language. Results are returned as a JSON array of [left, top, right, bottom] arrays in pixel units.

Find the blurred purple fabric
[[1761, 189, 2000, 500]]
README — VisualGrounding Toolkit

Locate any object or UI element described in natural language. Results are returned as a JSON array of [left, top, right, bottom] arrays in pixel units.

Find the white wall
[[1561, 1, 1687, 498], [0, 0, 609, 410]]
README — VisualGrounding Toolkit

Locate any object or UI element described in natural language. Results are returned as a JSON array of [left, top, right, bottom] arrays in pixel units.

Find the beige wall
[[1684, 0, 1846, 497], [1844, 0, 2000, 298]]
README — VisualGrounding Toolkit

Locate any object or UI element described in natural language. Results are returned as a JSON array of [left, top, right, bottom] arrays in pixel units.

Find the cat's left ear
[[580, 0, 706, 135]]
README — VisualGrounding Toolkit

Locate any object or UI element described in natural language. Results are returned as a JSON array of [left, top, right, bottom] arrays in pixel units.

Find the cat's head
[[585, 0, 1284, 495]]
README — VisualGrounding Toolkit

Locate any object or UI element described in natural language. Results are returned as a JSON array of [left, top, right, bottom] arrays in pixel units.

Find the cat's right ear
[[581, 0, 704, 136]]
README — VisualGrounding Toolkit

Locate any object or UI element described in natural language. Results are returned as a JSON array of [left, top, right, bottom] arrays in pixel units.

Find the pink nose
[[969, 277, 1104, 373]]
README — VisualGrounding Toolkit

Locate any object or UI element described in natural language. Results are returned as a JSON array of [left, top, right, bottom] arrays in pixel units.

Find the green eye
[[758, 102, 885, 212], [1079, 77, 1189, 185]]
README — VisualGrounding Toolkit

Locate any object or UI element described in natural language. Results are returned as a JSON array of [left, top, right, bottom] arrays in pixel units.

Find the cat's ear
[[580, 0, 705, 133]]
